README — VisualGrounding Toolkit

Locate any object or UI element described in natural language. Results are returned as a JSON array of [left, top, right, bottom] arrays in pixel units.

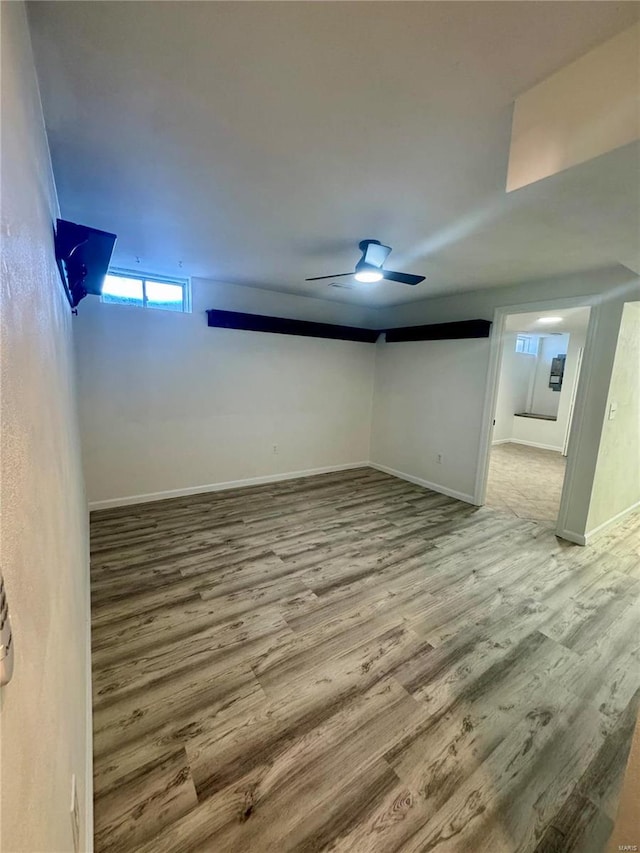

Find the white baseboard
[[491, 438, 511, 446], [556, 501, 640, 546], [508, 439, 563, 453], [584, 500, 640, 543], [369, 462, 476, 505], [88, 462, 370, 510], [555, 528, 587, 546]]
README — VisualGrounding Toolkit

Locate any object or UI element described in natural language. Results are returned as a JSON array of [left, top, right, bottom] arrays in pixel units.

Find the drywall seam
[[369, 463, 476, 505], [88, 462, 370, 510]]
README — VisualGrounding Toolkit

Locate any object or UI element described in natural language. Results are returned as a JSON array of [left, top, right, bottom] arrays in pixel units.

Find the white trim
[[556, 528, 587, 546], [473, 310, 506, 505], [88, 462, 369, 510], [508, 439, 564, 453], [474, 294, 599, 522], [491, 438, 511, 446], [584, 500, 640, 543], [555, 303, 601, 537], [369, 462, 476, 505]]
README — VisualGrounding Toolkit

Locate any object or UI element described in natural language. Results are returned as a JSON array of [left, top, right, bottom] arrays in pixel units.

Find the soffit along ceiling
[[28, 1, 640, 309]]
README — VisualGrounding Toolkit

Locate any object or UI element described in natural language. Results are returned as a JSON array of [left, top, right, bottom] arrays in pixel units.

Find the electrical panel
[[549, 354, 566, 392]]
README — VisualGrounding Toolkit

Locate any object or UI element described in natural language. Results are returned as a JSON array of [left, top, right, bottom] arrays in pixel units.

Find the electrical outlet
[[272, 444, 278, 454], [70, 774, 80, 853], [436, 453, 443, 464]]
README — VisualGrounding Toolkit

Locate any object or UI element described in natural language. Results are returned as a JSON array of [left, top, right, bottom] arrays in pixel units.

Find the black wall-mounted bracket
[[55, 219, 117, 309]]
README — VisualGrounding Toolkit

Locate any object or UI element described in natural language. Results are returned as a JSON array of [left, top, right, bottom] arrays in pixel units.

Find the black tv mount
[[54, 219, 117, 310]]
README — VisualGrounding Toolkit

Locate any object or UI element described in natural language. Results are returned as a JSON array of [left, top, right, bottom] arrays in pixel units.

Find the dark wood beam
[[206, 309, 380, 343], [384, 319, 492, 342], [206, 310, 492, 344]]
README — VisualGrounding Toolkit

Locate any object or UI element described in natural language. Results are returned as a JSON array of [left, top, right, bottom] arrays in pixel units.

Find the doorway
[[484, 306, 591, 527]]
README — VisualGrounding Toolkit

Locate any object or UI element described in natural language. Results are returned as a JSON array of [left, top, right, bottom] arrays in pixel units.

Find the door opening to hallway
[[486, 306, 590, 527]]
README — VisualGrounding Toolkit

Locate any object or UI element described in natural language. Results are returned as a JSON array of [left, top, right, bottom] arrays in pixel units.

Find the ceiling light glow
[[537, 316, 563, 324], [355, 270, 383, 283]]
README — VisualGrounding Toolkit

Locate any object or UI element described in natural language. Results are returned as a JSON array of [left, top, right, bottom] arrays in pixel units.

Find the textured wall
[[587, 301, 640, 533], [0, 4, 91, 851]]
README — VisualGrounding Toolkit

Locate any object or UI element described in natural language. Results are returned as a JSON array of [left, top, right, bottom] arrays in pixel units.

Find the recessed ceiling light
[[537, 316, 563, 324]]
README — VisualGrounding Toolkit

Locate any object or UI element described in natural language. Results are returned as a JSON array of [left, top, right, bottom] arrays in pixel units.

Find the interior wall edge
[[1, 2, 92, 849], [368, 462, 477, 505]]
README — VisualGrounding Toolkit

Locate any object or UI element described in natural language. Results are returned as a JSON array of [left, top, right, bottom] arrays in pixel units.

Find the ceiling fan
[[306, 240, 425, 286]]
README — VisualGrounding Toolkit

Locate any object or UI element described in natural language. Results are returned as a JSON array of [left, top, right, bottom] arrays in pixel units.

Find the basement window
[[101, 270, 190, 313], [515, 334, 537, 355]]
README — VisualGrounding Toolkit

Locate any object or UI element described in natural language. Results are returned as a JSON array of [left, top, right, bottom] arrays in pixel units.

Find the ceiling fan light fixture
[[354, 269, 383, 283], [305, 239, 424, 286]]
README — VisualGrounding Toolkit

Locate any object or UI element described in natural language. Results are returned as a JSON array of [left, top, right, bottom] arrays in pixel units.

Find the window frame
[[515, 334, 538, 356], [102, 268, 191, 313]]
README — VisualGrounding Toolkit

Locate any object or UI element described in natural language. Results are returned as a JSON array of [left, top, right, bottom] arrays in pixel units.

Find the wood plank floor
[[90, 467, 640, 853]]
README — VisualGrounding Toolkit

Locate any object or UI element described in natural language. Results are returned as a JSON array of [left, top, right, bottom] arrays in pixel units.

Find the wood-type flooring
[[90, 467, 640, 853]]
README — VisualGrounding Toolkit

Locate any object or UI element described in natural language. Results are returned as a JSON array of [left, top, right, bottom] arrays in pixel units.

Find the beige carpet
[[486, 442, 566, 524]]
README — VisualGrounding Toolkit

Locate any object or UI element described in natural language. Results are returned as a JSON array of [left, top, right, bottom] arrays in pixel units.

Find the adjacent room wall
[[586, 301, 640, 535], [74, 281, 375, 507], [510, 329, 585, 451], [529, 334, 569, 417], [0, 3, 92, 851], [492, 332, 536, 443]]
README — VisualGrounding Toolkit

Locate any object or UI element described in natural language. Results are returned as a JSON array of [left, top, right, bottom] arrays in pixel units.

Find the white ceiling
[[505, 306, 591, 335], [29, 2, 640, 309]]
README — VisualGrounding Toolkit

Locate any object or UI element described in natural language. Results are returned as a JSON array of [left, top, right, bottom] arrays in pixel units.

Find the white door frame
[[473, 294, 599, 541], [562, 345, 584, 457]]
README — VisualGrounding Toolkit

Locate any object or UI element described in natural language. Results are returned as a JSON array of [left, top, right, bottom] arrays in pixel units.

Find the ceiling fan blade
[[382, 270, 425, 286], [363, 241, 392, 268], [305, 272, 353, 281]]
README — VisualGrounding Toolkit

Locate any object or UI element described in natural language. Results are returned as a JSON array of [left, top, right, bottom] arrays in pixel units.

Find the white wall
[[586, 301, 640, 534], [74, 281, 375, 506], [192, 276, 383, 329], [510, 330, 585, 451], [492, 332, 536, 442], [383, 266, 636, 328], [507, 23, 640, 192], [370, 336, 490, 502], [0, 4, 92, 851], [530, 334, 569, 417]]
